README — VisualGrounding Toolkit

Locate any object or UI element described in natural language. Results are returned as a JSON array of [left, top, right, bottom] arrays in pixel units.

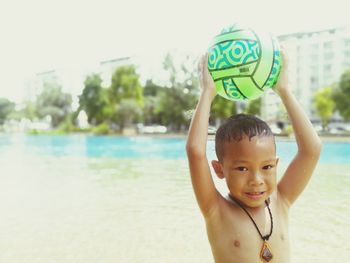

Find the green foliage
[[115, 99, 143, 130], [142, 79, 163, 125], [20, 100, 37, 120], [333, 69, 350, 120], [156, 88, 195, 130], [36, 82, 72, 127], [79, 74, 109, 125], [92, 123, 110, 135], [58, 121, 77, 133], [244, 97, 261, 116], [314, 86, 335, 130], [143, 79, 163, 97], [57, 112, 88, 133], [108, 65, 144, 130], [28, 129, 40, 135], [211, 96, 236, 120], [143, 95, 161, 125], [109, 65, 143, 106], [156, 52, 198, 131], [0, 98, 15, 125], [284, 125, 294, 137]]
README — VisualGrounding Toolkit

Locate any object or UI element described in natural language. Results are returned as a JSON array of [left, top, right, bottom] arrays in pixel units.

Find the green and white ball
[[208, 24, 282, 101]]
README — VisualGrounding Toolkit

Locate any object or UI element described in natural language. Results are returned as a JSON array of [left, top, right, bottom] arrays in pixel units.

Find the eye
[[263, 165, 274, 170], [236, 166, 248, 171]]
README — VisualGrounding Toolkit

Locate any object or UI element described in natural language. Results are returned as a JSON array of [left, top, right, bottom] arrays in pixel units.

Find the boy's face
[[213, 135, 278, 208]]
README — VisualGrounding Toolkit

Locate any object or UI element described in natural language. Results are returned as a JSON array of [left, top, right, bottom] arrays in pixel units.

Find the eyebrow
[[262, 158, 276, 163], [232, 158, 276, 164], [232, 160, 249, 164]]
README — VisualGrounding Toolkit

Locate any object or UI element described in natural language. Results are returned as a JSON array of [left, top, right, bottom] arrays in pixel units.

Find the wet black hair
[[215, 114, 274, 161]]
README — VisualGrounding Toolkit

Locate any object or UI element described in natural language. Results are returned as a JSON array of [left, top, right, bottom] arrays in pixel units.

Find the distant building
[[22, 70, 58, 102], [25, 69, 86, 110], [24, 56, 134, 111], [263, 26, 350, 122]]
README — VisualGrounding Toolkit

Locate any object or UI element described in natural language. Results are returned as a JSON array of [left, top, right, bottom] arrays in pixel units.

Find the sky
[[1, 0, 349, 103]]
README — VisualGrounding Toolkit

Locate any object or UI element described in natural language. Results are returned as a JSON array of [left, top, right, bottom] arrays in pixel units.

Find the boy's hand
[[186, 52, 221, 217], [274, 47, 290, 96], [198, 53, 217, 100]]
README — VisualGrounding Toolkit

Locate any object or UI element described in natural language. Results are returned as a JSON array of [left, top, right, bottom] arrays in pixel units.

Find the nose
[[248, 172, 264, 186]]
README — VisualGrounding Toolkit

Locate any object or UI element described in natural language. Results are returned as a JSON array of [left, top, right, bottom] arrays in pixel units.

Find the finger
[[198, 55, 204, 71], [198, 55, 207, 74], [204, 52, 209, 65]]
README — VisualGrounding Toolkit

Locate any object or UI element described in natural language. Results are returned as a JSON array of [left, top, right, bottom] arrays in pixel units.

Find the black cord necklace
[[229, 195, 273, 262]]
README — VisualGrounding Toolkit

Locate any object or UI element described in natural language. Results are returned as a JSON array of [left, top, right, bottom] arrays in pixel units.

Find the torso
[[205, 191, 290, 263]]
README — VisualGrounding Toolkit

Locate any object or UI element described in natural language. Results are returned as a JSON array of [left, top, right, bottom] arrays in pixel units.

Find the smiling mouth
[[245, 192, 265, 199]]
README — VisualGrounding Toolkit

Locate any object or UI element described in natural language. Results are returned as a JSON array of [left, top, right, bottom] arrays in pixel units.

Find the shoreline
[[121, 133, 350, 142], [1, 132, 350, 142]]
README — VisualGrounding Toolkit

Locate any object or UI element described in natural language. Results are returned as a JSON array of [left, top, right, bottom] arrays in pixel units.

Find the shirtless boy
[[186, 50, 322, 262]]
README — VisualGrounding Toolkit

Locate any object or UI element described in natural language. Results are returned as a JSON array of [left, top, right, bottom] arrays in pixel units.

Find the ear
[[211, 160, 225, 179]]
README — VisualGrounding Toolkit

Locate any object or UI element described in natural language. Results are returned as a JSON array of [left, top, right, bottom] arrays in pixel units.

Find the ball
[[207, 23, 282, 101]]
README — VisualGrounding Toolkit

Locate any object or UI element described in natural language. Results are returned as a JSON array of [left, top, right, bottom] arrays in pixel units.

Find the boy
[[186, 50, 322, 263]]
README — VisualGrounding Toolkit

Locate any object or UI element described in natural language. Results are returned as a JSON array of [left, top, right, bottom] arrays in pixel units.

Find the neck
[[228, 194, 270, 213]]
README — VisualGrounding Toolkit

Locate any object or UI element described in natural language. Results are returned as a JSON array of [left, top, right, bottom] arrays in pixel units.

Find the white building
[[263, 26, 350, 122], [24, 56, 134, 111], [25, 68, 87, 110]]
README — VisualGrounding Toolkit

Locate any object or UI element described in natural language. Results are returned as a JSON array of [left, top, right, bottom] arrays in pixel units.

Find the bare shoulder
[[204, 194, 248, 248], [204, 194, 245, 224]]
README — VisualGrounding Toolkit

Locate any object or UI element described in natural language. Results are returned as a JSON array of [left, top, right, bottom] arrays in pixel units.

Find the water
[[1, 135, 350, 163], [0, 135, 349, 262]]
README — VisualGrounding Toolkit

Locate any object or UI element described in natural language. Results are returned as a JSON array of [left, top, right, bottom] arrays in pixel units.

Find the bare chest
[[206, 204, 290, 263]]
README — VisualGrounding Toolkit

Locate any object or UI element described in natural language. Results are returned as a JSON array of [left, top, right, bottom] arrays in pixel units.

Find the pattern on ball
[[208, 24, 282, 101]]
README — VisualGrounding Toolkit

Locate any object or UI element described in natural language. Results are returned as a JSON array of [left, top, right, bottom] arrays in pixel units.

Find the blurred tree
[[156, 52, 198, 131], [0, 98, 15, 125], [333, 69, 350, 120], [115, 99, 143, 130], [79, 74, 109, 125], [314, 87, 335, 130], [143, 79, 163, 97], [108, 65, 143, 130], [142, 79, 163, 125], [211, 96, 236, 124], [20, 100, 37, 120], [109, 65, 143, 106], [244, 97, 261, 116], [36, 83, 72, 128]]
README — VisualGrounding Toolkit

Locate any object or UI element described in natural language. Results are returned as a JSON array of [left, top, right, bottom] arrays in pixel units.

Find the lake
[[0, 135, 349, 262]]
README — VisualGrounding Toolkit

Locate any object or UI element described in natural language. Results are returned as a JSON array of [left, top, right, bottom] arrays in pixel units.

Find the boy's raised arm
[[186, 54, 220, 217], [275, 49, 322, 206]]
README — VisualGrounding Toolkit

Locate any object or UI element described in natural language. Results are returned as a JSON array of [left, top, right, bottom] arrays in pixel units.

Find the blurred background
[[0, 0, 349, 262], [1, 0, 350, 134]]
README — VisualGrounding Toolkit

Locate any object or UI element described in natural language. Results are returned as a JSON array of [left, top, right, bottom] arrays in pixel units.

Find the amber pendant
[[260, 241, 273, 262]]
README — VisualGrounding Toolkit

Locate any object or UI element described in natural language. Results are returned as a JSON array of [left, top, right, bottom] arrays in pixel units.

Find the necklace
[[229, 195, 273, 262]]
